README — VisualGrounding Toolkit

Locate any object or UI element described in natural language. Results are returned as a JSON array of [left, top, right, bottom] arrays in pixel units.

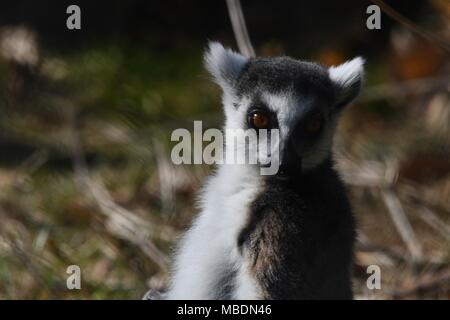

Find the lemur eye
[[305, 114, 323, 133], [249, 112, 270, 129]]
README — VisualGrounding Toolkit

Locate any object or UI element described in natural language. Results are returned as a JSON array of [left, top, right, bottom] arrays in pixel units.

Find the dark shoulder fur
[[238, 159, 355, 299]]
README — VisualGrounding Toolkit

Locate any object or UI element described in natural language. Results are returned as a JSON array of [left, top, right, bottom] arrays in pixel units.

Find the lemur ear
[[328, 57, 365, 110], [204, 42, 248, 92]]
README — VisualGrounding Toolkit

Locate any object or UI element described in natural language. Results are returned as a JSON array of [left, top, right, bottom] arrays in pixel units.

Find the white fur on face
[[261, 91, 304, 158], [260, 91, 337, 171], [261, 91, 301, 137], [222, 90, 338, 172]]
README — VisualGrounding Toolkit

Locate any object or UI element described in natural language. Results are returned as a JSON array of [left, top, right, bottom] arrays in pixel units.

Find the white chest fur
[[167, 164, 263, 299]]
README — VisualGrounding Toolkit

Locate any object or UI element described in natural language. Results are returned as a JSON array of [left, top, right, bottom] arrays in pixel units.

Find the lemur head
[[205, 42, 364, 176]]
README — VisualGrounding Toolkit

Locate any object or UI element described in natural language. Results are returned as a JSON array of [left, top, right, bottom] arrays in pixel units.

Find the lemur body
[[167, 43, 364, 299]]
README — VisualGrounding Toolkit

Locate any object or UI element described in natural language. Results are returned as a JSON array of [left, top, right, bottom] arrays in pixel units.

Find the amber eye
[[305, 115, 323, 133], [249, 112, 270, 129]]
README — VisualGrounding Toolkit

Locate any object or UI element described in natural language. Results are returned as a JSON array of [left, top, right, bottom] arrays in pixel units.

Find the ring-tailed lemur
[[167, 42, 364, 299]]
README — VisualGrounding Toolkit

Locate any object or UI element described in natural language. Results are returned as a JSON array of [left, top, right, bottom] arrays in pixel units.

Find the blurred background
[[0, 0, 449, 299]]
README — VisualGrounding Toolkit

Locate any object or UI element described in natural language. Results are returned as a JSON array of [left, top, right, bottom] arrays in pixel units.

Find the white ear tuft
[[328, 57, 365, 108], [204, 42, 248, 92], [328, 57, 364, 88]]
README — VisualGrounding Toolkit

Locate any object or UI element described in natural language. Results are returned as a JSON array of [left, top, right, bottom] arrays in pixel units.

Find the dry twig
[[370, 0, 450, 54], [414, 206, 450, 241], [381, 188, 423, 262], [66, 108, 171, 273], [226, 0, 255, 57]]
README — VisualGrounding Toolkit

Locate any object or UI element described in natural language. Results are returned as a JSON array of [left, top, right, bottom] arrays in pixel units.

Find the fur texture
[[167, 42, 364, 299]]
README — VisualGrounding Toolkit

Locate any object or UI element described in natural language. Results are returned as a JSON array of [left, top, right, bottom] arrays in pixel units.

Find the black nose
[[277, 164, 288, 177], [278, 139, 302, 177]]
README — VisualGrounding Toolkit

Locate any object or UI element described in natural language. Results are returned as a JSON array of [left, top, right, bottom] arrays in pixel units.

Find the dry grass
[[0, 22, 449, 299]]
